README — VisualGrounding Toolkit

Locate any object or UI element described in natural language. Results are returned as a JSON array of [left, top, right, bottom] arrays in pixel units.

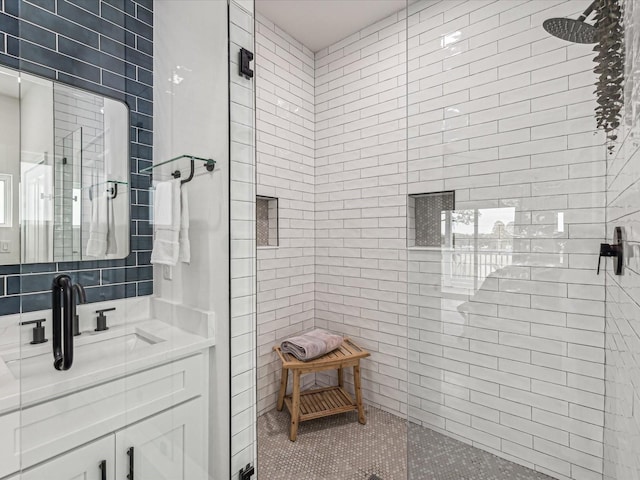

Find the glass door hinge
[[239, 463, 255, 480]]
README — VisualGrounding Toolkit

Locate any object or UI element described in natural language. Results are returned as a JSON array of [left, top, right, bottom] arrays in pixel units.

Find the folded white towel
[[151, 179, 181, 266], [153, 180, 174, 227], [179, 185, 190, 264], [86, 190, 109, 257]]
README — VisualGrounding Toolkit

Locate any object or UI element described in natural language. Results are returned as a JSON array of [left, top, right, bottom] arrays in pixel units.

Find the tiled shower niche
[[408, 191, 455, 248], [257, 196, 278, 247]]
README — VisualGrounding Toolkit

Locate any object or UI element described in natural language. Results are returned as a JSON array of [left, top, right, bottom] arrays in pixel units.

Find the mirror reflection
[[0, 65, 130, 265]]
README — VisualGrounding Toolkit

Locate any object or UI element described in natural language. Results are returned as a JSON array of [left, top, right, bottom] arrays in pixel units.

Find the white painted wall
[[255, 13, 316, 416], [19, 76, 54, 264], [153, 2, 230, 479]]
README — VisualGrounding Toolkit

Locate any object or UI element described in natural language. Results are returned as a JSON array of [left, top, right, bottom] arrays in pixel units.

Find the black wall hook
[[597, 226, 624, 275]]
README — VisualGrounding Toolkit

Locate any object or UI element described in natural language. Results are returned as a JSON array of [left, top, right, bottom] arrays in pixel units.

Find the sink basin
[[4, 330, 164, 378], [125, 333, 157, 352]]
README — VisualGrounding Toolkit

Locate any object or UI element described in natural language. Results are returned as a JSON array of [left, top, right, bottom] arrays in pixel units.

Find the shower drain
[[368, 476, 383, 480]]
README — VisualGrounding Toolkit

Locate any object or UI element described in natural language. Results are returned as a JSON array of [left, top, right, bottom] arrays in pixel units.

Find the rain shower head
[[543, 1, 597, 44]]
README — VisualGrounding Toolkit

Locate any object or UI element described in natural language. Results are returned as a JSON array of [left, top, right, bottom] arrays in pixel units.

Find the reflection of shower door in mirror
[[54, 128, 82, 261], [21, 157, 53, 264]]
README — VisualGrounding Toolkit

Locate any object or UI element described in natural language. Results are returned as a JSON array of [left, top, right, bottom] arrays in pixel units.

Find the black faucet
[[72, 284, 87, 336], [51, 275, 86, 371]]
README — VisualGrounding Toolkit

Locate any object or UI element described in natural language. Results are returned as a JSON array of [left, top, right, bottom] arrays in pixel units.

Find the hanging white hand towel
[[179, 184, 190, 263], [106, 191, 118, 255], [86, 189, 108, 257], [151, 179, 181, 266]]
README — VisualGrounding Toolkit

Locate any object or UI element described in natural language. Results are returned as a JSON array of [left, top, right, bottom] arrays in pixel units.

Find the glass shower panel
[[407, 1, 607, 479], [229, 0, 257, 477]]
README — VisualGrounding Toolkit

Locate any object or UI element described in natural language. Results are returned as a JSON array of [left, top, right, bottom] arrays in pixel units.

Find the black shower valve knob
[[597, 226, 624, 275]]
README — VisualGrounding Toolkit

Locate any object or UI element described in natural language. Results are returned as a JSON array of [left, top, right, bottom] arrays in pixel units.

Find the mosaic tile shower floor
[[257, 406, 556, 480]]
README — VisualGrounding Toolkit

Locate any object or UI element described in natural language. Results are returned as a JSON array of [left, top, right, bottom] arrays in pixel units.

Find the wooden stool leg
[[338, 367, 344, 388], [290, 370, 301, 441], [277, 367, 289, 411], [353, 363, 366, 425]]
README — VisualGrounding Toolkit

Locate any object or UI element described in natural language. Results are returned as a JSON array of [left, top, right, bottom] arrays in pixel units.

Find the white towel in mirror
[[86, 190, 109, 257], [106, 190, 117, 255]]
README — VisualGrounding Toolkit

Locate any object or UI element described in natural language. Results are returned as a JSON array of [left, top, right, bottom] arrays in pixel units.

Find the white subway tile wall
[[604, 2, 640, 479], [230, 1, 257, 477], [255, 14, 316, 416], [314, 5, 409, 418]]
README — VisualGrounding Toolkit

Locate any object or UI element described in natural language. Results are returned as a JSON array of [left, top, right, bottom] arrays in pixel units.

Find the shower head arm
[[577, 1, 596, 22]]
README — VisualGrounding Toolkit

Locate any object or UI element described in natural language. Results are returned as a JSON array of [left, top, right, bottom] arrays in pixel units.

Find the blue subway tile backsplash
[[0, 0, 154, 315]]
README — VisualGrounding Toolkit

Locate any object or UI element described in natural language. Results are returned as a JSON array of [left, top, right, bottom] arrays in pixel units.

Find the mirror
[[0, 65, 130, 265]]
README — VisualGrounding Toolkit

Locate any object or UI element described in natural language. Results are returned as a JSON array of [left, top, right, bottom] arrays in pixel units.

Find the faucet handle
[[20, 319, 48, 344], [95, 307, 116, 314], [95, 307, 115, 332]]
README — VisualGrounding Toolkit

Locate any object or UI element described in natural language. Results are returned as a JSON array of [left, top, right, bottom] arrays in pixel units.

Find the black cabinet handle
[[127, 447, 134, 480], [99, 460, 106, 480]]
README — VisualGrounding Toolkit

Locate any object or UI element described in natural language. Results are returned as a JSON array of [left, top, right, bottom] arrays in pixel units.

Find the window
[[408, 191, 454, 248], [257, 196, 278, 247], [0, 174, 13, 227]]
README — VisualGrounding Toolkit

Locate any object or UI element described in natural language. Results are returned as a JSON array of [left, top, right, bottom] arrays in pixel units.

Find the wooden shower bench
[[273, 338, 370, 441]]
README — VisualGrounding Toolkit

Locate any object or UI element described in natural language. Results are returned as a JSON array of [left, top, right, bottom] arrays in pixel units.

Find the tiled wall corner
[[255, 14, 315, 416], [313, 6, 409, 418], [0, 0, 154, 314], [603, 1, 640, 479], [229, 0, 257, 477]]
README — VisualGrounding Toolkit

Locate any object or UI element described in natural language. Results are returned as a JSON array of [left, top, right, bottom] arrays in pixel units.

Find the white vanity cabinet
[[1, 352, 209, 480]]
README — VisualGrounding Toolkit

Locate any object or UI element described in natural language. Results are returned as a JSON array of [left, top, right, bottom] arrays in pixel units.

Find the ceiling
[[255, 0, 409, 52]]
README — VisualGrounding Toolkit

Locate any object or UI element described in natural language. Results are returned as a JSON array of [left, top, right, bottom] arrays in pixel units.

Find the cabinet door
[[21, 436, 114, 480], [0, 411, 20, 478], [115, 398, 206, 480]]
